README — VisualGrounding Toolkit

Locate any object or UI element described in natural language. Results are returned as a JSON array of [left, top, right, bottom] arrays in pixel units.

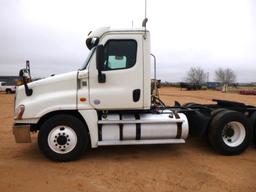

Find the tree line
[[185, 67, 236, 85]]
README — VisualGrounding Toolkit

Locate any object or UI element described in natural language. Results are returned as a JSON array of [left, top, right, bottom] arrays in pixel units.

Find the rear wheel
[[38, 114, 89, 161], [208, 110, 252, 155], [249, 112, 256, 144], [210, 108, 226, 117]]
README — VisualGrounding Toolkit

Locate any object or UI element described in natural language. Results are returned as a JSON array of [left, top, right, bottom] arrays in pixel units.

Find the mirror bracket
[[19, 68, 33, 96], [22, 76, 33, 96], [98, 72, 106, 83]]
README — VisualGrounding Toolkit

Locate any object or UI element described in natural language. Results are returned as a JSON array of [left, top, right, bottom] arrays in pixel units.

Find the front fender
[[15, 71, 78, 121]]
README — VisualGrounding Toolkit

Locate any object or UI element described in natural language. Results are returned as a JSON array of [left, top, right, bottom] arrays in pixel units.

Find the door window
[[103, 40, 137, 70]]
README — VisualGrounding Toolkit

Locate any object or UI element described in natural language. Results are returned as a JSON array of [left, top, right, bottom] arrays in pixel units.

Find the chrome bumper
[[13, 124, 32, 143]]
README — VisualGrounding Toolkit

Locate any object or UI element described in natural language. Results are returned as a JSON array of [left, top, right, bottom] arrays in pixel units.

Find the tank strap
[[98, 115, 102, 141], [135, 114, 141, 140], [119, 114, 123, 140], [176, 123, 182, 139], [174, 112, 182, 138]]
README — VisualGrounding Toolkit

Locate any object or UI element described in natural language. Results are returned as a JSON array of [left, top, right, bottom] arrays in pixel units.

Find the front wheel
[[38, 114, 89, 161], [208, 110, 252, 155]]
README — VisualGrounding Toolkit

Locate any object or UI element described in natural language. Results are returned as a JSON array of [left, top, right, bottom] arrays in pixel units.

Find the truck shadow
[[82, 137, 217, 161], [20, 144, 48, 162], [19, 137, 221, 162]]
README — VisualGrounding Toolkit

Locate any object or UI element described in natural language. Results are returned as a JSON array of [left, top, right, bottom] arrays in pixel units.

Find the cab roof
[[87, 27, 147, 38]]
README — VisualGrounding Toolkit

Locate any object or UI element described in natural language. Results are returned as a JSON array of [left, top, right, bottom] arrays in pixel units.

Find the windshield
[[80, 47, 96, 70]]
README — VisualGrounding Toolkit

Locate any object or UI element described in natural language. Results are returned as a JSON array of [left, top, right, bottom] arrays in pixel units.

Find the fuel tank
[[99, 110, 189, 141]]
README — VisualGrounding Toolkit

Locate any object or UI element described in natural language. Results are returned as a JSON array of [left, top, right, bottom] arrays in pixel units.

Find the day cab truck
[[13, 24, 256, 161]]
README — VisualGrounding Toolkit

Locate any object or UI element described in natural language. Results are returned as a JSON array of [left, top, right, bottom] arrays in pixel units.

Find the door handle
[[133, 89, 141, 102]]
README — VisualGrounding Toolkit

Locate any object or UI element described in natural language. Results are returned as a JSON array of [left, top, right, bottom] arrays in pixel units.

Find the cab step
[[97, 139, 185, 146]]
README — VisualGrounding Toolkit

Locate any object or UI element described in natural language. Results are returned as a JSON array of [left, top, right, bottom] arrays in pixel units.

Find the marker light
[[15, 105, 25, 120]]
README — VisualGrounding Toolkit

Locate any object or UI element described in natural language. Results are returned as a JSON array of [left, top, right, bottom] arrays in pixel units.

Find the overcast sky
[[0, 0, 255, 82]]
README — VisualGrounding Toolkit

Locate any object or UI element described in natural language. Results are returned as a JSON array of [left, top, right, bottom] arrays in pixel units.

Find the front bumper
[[13, 124, 32, 143]]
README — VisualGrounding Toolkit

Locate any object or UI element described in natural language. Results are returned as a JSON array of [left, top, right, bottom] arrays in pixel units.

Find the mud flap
[[13, 124, 32, 143], [185, 111, 211, 136]]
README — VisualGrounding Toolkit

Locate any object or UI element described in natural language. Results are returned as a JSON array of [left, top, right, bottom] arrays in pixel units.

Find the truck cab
[[79, 27, 151, 110]]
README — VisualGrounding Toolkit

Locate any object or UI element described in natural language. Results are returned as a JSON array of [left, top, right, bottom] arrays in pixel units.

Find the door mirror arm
[[98, 71, 106, 83]]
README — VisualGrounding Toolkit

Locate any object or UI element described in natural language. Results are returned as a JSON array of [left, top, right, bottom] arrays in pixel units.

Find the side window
[[103, 40, 137, 70]]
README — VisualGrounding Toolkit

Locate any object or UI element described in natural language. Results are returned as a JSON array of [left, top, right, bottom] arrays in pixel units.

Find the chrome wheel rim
[[222, 121, 246, 147], [48, 125, 77, 154]]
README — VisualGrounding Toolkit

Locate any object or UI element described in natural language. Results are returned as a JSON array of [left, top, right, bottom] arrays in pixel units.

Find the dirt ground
[[0, 87, 256, 192]]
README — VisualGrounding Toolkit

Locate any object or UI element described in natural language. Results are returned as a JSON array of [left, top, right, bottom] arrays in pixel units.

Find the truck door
[[89, 34, 144, 110]]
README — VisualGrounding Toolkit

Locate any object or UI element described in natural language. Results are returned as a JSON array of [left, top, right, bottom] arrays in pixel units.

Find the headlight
[[15, 105, 25, 120]]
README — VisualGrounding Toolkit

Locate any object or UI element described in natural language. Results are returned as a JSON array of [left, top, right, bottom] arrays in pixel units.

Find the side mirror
[[19, 68, 33, 96], [96, 45, 106, 83], [96, 45, 104, 71]]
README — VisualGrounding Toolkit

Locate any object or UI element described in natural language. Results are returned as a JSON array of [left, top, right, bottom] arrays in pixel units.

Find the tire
[[182, 103, 197, 108], [249, 112, 256, 144], [206, 109, 227, 144], [6, 89, 11, 94], [208, 110, 252, 155], [182, 102, 210, 111], [210, 108, 226, 117], [38, 114, 89, 161]]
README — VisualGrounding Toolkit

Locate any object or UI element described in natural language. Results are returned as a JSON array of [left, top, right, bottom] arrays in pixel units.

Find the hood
[[15, 71, 78, 119]]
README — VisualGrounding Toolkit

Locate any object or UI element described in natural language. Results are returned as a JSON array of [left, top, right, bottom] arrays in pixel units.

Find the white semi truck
[[13, 24, 256, 161]]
